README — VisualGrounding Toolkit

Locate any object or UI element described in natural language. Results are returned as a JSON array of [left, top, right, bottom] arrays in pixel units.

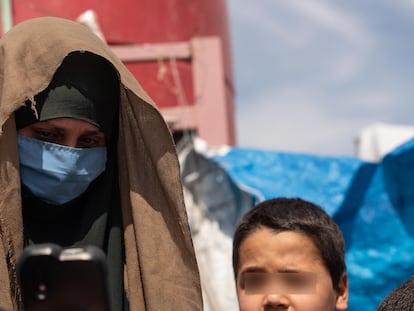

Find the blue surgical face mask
[[17, 135, 107, 205]]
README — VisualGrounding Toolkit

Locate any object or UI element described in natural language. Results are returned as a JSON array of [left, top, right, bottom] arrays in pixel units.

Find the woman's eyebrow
[[32, 124, 63, 132], [33, 124, 103, 135], [80, 130, 105, 136]]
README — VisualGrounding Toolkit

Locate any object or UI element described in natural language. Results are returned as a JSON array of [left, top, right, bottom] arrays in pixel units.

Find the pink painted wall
[[9, 0, 236, 144]]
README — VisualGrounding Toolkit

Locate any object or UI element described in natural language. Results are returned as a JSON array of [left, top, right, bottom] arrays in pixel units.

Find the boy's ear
[[335, 272, 349, 311]]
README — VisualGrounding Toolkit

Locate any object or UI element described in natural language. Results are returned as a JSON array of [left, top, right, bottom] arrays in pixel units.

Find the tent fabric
[[177, 137, 251, 311], [179, 137, 414, 311]]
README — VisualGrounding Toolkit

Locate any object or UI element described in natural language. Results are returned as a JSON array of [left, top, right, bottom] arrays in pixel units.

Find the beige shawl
[[0, 17, 202, 310]]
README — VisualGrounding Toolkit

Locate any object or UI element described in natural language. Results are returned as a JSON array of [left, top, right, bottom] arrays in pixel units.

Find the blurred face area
[[18, 117, 105, 148], [236, 227, 348, 311]]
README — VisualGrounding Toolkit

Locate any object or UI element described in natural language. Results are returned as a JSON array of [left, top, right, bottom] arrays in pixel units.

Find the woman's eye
[[35, 129, 60, 142], [79, 137, 97, 147], [82, 137, 96, 144], [78, 136, 105, 148]]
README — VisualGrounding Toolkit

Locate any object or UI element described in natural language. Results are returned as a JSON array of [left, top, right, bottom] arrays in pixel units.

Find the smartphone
[[17, 243, 111, 311]]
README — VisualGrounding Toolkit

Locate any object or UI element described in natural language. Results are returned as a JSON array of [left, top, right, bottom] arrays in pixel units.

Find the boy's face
[[236, 228, 348, 311]]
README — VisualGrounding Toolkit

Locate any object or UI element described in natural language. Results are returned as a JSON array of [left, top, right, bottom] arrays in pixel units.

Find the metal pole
[[2, 0, 13, 34]]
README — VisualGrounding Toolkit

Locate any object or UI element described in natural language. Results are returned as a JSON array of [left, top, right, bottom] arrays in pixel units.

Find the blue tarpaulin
[[210, 138, 414, 311]]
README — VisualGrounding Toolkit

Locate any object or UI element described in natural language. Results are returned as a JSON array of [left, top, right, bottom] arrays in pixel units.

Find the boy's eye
[[281, 273, 316, 292], [243, 272, 270, 292], [242, 272, 316, 294]]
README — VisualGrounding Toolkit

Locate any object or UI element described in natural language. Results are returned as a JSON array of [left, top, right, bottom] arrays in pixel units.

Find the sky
[[227, 0, 414, 157]]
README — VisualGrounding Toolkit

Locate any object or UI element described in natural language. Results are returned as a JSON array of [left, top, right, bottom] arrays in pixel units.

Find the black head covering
[[15, 51, 120, 144]]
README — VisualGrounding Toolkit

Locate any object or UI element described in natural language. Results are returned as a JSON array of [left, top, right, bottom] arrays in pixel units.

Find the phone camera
[[35, 283, 47, 301]]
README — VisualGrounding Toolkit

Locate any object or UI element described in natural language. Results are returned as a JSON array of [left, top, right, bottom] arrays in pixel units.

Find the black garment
[[21, 156, 127, 310], [15, 52, 119, 145], [19, 52, 126, 310]]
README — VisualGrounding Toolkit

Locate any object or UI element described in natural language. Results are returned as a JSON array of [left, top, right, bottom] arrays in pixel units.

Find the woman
[[0, 17, 202, 310]]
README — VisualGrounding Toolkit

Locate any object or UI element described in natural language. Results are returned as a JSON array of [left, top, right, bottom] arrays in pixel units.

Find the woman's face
[[18, 117, 105, 148], [236, 228, 348, 311]]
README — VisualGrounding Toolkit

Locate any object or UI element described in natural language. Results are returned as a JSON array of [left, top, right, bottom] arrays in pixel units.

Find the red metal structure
[[3, 0, 236, 146]]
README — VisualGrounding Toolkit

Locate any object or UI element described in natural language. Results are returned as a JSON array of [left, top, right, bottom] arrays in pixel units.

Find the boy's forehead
[[237, 228, 325, 275]]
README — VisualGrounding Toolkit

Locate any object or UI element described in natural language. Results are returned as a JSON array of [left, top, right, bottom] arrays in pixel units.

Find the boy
[[233, 197, 348, 311]]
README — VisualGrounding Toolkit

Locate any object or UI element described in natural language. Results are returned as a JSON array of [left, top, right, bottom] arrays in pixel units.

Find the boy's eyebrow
[[277, 269, 307, 273], [241, 267, 311, 274], [240, 266, 266, 274]]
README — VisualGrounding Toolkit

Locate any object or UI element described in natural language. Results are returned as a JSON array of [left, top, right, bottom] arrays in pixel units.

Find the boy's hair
[[377, 277, 414, 311], [232, 197, 346, 289]]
